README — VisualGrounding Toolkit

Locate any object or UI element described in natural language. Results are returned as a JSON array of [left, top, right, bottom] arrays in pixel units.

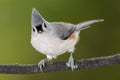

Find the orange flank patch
[[69, 33, 76, 40]]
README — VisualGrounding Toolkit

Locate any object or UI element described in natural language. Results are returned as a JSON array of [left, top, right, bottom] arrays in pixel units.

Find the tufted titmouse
[[31, 8, 104, 71]]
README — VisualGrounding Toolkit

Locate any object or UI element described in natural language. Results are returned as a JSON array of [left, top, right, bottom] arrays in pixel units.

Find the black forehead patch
[[35, 24, 43, 33]]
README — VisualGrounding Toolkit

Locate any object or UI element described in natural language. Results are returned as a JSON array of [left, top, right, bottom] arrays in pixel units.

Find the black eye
[[33, 28, 35, 32], [44, 23, 47, 28]]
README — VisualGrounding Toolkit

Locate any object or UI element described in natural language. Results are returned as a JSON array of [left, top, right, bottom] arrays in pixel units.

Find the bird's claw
[[38, 59, 45, 72]]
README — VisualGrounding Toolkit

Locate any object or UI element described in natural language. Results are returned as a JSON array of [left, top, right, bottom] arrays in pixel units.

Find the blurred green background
[[0, 0, 120, 80]]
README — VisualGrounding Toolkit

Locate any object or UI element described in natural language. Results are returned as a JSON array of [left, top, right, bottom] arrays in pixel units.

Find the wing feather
[[51, 22, 76, 40]]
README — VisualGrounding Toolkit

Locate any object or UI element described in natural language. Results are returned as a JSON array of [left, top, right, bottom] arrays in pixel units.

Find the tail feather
[[75, 19, 104, 31]]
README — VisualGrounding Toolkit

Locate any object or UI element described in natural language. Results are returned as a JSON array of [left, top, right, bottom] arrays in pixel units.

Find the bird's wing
[[50, 19, 104, 40], [51, 22, 76, 40]]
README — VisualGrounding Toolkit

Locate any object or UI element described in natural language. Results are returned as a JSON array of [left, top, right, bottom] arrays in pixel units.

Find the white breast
[[31, 32, 79, 58]]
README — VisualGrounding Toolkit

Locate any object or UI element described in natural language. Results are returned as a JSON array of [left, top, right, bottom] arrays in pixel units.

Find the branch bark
[[0, 54, 120, 74]]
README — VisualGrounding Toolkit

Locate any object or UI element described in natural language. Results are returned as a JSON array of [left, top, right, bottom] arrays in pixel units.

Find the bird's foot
[[66, 53, 78, 70], [38, 59, 46, 72]]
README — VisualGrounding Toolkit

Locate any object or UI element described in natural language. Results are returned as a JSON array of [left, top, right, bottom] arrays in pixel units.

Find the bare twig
[[0, 54, 120, 74]]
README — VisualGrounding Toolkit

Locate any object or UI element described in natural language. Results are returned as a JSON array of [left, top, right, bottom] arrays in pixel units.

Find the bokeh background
[[0, 0, 120, 80]]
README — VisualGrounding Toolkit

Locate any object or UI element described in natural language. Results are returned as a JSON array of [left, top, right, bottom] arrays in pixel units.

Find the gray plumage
[[31, 8, 46, 27], [49, 19, 104, 40], [50, 22, 76, 40], [31, 8, 104, 40]]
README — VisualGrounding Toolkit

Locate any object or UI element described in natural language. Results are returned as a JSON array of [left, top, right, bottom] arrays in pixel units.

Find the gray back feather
[[50, 22, 76, 40], [50, 19, 104, 40]]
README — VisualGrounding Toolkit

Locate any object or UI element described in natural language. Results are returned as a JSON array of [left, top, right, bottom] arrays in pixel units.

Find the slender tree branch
[[0, 54, 120, 74]]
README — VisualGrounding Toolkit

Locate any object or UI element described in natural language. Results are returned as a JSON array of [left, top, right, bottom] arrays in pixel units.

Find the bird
[[31, 8, 104, 71]]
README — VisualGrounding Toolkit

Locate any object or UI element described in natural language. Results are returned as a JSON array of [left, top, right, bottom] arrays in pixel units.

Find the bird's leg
[[66, 52, 78, 70]]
